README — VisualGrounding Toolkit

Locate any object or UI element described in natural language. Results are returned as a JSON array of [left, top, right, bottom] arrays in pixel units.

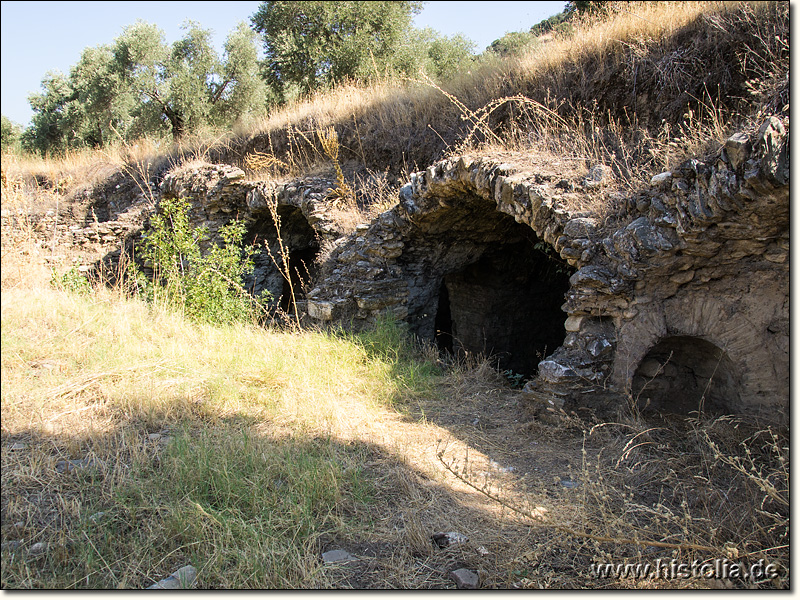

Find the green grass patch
[[1, 286, 438, 588]]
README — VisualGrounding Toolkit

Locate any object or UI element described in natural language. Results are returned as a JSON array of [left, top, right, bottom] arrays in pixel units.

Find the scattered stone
[[476, 546, 489, 557], [471, 418, 480, 426], [582, 164, 615, 189], [89, 511, 106, 523], [55, 457, 104, 474], [146, 565, 198, 589], [560, 478, 580, 489], [650, 171, 672, 186], [1, 540, 22, 553], [450, 568, 480, 589], [9, 442, 27, 451], [13, 521, 25, 529], [586, 338, 613, 359], [725, 132, 750, 170], [146, 432, 173, 447], [432, 531, 469, 548], [28, 542, 48, 556], [321, 549, 355, 564], [537, 360, 577, 384]]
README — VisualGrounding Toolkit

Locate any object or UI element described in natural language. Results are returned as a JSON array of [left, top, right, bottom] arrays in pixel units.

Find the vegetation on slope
[[231, 1, 787, 183], [0, 255, 789, 588], [0, 1, 790, 589], [2, 2, 788, 200]]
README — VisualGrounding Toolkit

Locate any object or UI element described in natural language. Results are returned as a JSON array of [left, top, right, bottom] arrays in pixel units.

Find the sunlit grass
[[0, 283, 442, 588]]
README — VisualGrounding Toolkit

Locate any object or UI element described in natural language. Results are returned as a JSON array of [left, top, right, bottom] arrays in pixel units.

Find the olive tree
[[1, 115, 23, 153], [23, 20, 268, 154], [251, 1, 424, 98]]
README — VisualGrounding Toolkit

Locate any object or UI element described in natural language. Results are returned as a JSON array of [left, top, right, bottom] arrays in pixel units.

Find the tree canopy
[[1, 115, 23, 153], [251, 1, 475, 100], [21, 2, 481, 155], [252, 1, 421, 97], [22, 20, 266, 155]]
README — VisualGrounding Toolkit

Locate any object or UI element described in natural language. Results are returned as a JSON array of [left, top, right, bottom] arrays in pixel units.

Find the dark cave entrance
[[433, 240, 572, 377], [632, 336, 740, 416], [434, 281, 454, 354], [279, 245, 318, 313], [245, 205, 320, 313]]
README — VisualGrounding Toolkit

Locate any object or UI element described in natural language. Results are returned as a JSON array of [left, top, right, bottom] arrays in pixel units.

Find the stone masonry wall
[[33, 116, 785, 421], [306, 117, 789, 421]]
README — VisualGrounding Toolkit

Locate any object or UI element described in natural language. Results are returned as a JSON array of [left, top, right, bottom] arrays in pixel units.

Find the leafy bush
[[1, 115, 22, 153], [50, 265, 92, 295], [138, 195, 269, 324]]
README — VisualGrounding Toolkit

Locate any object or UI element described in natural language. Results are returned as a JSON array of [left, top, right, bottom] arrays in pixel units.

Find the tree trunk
[[164, 106, 185, 140]]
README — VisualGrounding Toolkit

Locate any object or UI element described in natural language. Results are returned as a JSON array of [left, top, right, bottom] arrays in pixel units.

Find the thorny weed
[[318, 127, 355, 206], [436, 410, 788, 588], [243, 150, 292, 178]]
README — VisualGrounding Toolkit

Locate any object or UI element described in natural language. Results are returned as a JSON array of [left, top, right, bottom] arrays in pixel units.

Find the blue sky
[[0, 1, 565, 127]]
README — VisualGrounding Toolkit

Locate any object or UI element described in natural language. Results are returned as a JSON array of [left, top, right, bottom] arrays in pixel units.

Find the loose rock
[[321, 549, 356, 564], [450, 568, 480, 589], [55, 458, 104, 474], [432, 531, 469, 548], [1, 540, 22, 553], [146, 565, 197, 589]]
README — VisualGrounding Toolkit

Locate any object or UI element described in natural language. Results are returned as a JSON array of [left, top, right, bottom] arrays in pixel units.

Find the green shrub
[[138, 196, 269, 324], [50, 265, 92, 295]]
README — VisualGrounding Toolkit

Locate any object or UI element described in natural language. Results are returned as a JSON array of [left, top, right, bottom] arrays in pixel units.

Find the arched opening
[[279, 245, 318, 313], [244, 205, 319, 313], [434, 280, 454, 354], [433, 239, 572, 377], [632, 336, 740, 416], [399, 190, 574, 378]]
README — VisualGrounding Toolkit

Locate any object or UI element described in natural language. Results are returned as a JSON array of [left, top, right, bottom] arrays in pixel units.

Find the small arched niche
[[244, 205, 320, 312], [632, 336, 741, 416]]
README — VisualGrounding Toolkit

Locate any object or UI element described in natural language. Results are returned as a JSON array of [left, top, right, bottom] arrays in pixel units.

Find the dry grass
[[3, 2, 787, 233], [208, 1, 787, 187], [1, 220, 790, 587], [0, 271, 537, 588], [1, 0, 790, 588]]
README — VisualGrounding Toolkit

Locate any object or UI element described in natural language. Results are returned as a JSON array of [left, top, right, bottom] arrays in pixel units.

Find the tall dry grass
[[4, 2, 787, 222], [212, 1, 787, 187]]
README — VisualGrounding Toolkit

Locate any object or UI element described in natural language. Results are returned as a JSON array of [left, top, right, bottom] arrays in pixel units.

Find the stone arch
[[631, 335, 741, 416], [244, 204, 320, 312], [612, 290, 784, 416], [400, 189, 573, 376]]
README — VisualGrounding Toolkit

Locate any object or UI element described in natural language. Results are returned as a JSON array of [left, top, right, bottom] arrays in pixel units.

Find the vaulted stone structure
[[158, 165, 342, 313], [139, 117, 788, 423], [307, 117, 789, 422]]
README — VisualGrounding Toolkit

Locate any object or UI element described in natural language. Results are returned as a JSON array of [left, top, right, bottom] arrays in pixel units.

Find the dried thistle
[[318, 127, 354, 205], [244, 150, 291, 176]]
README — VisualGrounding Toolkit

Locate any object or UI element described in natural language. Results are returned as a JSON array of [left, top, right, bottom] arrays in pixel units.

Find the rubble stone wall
[[30, 117, 785, 421], [307, 117, 789, 421]]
